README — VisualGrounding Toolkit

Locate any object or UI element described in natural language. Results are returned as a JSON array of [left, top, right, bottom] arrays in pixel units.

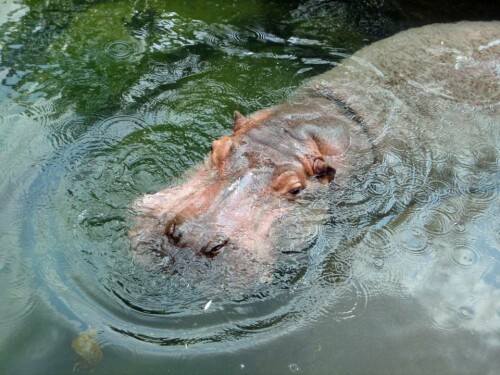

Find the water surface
[[0, 1, 499, 374]]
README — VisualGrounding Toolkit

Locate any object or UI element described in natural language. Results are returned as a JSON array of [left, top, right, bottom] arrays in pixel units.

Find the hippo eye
[[272, 169, 305, 196], [288, 186, 302, 196]]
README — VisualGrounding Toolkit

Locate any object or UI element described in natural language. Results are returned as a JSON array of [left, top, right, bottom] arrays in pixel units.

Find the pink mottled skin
[[129, 100, 372, 269]]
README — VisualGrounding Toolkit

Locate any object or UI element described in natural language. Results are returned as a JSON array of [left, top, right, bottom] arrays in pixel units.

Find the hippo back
[[296, 22, 500, 333], [302, 21, 499, 201]]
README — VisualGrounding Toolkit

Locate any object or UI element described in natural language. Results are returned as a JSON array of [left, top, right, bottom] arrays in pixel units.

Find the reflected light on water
[[0, 1, 499, 374]]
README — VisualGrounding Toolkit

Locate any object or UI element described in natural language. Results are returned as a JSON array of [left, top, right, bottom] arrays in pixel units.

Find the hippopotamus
[[129, 21, 499, 281]]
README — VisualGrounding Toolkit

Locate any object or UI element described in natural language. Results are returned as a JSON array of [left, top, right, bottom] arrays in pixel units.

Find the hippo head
[[130, 97, 369, 273]]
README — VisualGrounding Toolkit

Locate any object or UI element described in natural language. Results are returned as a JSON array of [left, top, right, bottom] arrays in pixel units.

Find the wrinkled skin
[[130, 101, 374, 271], [130, 21, 500, 277]]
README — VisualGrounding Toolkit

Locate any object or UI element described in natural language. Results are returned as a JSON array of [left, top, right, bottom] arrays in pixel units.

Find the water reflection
[[0, 0, 499, 374]]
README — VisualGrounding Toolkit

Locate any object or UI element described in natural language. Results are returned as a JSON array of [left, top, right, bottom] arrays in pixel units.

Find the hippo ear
[[233, 110, 247, 132], [313, 158, 336, 184], [211, 136, 234, 171]]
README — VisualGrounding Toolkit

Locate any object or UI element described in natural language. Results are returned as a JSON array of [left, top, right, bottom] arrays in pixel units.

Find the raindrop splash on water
[[105, 40, 143, 60]]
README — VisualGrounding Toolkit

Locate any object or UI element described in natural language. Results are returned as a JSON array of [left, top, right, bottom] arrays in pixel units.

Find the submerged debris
[[71, 329, 103, 371]]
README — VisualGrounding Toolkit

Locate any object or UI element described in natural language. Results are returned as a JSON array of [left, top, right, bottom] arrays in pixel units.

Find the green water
[[0, 1, 499, 374]]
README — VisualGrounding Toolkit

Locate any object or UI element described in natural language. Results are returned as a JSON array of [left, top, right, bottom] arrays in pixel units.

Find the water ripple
[[398, 226, 430, 257], [0, 235, 37, 330], [105, 40, 143, 60], [328, 280, 369, 320], [449, 246, 480, 267], [6, 11, 497, 361], [427, 301, 464, 332], [360, 227, 398, 258], [25, 97, 56, 128], [419, 208, 454, 236], [123, 55, 207, 106]]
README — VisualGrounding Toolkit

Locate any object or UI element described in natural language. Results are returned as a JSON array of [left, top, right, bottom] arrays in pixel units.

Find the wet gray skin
[[130, 21, 499, 283]]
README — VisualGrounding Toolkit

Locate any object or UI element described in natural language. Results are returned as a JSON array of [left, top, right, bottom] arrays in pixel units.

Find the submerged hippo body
[[130, 22, 500, 280]]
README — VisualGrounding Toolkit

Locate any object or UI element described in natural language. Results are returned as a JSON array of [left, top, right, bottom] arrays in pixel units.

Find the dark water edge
[[0, 1, 499, 375]]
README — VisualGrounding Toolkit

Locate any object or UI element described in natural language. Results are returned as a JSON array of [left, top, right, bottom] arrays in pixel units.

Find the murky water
[[0, 1, 499, 374]]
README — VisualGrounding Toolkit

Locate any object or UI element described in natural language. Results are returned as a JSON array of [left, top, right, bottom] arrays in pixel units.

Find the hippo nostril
[[200, 236, 229, 258], [165, 218, 182, 244]]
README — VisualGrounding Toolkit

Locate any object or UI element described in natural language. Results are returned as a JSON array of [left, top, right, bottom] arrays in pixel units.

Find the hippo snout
[[165, 217, 229, 257]]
